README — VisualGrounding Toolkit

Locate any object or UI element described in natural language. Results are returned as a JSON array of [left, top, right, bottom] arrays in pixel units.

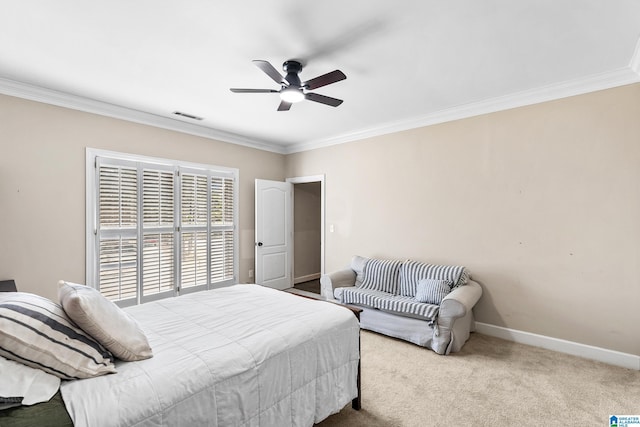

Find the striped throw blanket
[[340, 288, 439, 321]]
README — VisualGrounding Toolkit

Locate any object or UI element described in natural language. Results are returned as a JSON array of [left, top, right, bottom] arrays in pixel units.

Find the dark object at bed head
[[0, 391, 73, 427], [0, 280, 17, 292]]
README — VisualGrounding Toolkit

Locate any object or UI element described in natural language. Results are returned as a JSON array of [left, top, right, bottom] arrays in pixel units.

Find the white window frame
[[86, 148, 239, 306]]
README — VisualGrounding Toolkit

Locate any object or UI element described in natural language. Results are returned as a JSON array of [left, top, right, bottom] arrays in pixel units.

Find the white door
[[255, 179, 293, 290]]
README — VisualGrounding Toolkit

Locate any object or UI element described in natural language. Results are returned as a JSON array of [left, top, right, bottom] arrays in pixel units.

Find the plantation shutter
[[211, 176, 235, 284], [96, 159, 139, 304], [141, 165, 176, 302], [91, 152, 238, 305], [180, 171, 209, 293]]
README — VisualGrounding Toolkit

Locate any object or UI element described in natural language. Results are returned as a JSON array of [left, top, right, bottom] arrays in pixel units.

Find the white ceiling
[[1, 1, 639, 154]]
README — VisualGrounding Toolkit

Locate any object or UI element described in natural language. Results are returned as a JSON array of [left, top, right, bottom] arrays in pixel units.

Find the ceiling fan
[[230, 60, 346, 111]]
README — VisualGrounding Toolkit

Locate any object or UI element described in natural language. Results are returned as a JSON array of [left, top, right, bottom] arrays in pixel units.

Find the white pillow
[[0, 355, 60, 409], [0, 292, 116, 380], [58, 281, 153, 362], [351, 255, 369, 287], [414, 279, 453, 305]]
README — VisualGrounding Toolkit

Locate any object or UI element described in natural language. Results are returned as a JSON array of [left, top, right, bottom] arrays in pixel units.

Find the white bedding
[[60, 284, 360, 427]]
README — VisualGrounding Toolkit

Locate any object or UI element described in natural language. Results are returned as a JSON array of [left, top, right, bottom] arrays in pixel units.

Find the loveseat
[[321, 256, 482, 354]]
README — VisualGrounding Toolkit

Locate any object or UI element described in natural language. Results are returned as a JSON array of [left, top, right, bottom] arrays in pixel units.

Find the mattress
[[60, 284, 360, 427]]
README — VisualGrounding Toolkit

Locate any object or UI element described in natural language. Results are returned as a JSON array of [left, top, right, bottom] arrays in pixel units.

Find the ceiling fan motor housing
[[283, 60, 303, 74], [283, 61, 303, 87]]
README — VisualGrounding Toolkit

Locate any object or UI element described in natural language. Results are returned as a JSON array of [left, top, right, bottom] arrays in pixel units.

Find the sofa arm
[[320, 268, 356, 300], [439, 280, 482, 320]]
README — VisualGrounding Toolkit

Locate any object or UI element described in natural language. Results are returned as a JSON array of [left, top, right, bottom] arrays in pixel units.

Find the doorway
[[287, 175, 324, 294]]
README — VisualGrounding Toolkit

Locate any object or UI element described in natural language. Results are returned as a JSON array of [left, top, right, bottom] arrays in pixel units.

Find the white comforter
[[60, 285, 360, 427]]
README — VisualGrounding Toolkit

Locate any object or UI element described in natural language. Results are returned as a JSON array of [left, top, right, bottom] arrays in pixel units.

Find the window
[[86, 149, 238, 306]]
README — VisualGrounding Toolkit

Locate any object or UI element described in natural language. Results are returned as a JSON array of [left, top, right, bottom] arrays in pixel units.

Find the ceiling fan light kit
[[230, 59, 346, 111], [280, 87, 304, 103]]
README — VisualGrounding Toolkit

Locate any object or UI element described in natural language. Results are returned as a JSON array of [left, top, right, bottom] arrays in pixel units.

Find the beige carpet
[[318, 331, 640, 427]]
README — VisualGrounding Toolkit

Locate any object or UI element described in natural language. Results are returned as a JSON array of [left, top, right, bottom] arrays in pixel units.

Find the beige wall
[[0, 94, 285, 300], [293, 182, 321, 280], [2, 83, 639, 356], [285, 83, 640, 356]]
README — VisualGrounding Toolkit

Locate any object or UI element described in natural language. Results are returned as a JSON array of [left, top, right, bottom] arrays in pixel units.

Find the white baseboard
[[475, 322, 640, 371], [294, 273, 321, 285]]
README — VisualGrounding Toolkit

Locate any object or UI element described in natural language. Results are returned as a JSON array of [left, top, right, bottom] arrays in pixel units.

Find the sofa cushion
[[333, 286, 347, 301], [414, 279, 452, 305], [399, 260, 469, 297], [340, 287, 439, 321], [360, 258, 401, 294]]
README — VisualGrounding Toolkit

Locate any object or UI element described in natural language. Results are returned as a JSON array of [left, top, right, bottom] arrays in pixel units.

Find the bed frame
[[0, 280, 17, 292]]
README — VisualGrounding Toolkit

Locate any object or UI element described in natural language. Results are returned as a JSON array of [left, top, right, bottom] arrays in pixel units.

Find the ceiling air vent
[[173, 111, 203, 121]]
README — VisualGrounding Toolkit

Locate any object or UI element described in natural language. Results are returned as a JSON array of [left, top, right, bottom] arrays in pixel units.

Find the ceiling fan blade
[[230, 88, 278, 93], [253, 60, 285, 85], [303, 70, 346, 90], [277, 100, 292, 111], [305, 92, 343, 107]]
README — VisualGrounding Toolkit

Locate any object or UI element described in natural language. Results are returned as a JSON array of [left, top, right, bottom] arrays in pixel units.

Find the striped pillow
[[414, 279, 452, 305], [0, 292, 116, 380], [360, 258, 401, 294], [399, 260, 469, 297]]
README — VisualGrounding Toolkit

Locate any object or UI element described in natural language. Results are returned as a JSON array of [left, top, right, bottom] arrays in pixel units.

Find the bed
[[0, 284, 361, 426]]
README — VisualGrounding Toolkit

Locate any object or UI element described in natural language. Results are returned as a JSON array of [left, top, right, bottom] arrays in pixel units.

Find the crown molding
[[285, 66, 640, 154], [0, 77, 287, 154], [2, 64, 639, 157]]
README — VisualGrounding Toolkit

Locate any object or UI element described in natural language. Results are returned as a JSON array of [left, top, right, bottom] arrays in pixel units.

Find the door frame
[[286, 174, 325, 276]]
